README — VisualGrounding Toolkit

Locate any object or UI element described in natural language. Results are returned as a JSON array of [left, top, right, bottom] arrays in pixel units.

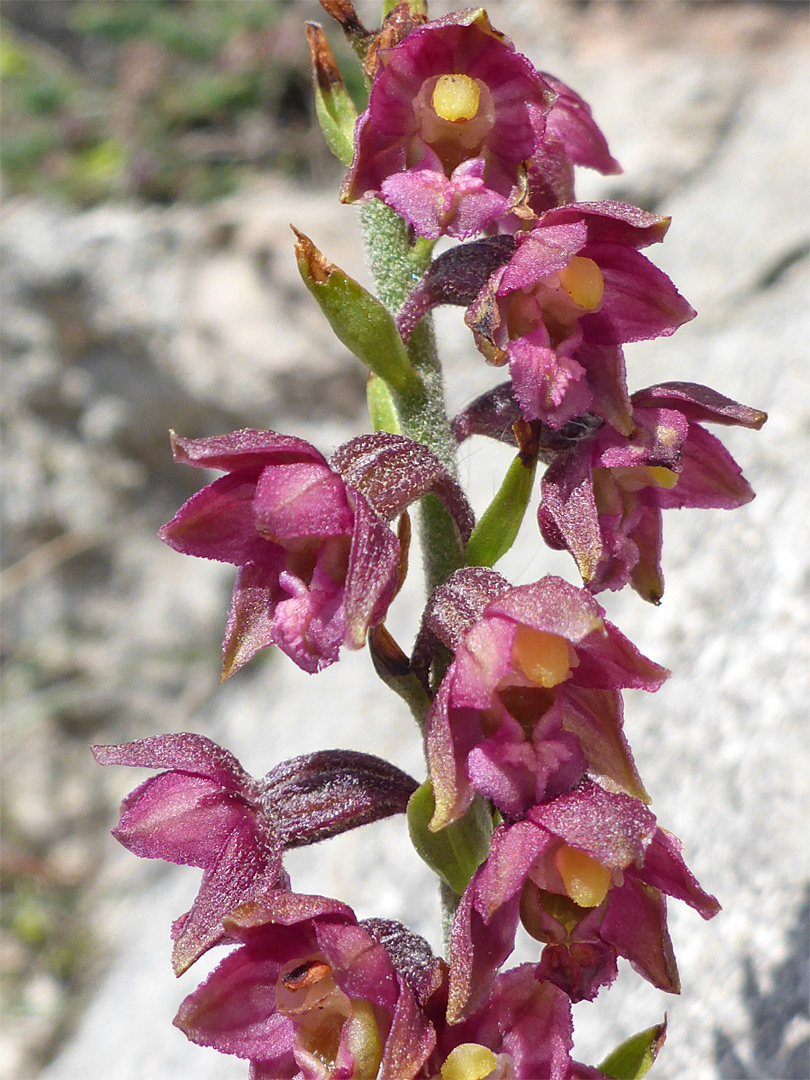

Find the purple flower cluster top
[[94, 4, 765, 1078]]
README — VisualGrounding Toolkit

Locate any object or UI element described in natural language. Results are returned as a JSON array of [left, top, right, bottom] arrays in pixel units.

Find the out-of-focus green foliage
[[1, 0, 366, 205]]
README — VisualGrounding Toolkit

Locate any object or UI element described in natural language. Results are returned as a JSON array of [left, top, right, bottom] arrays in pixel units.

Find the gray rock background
[[2, 2, 808, 1078]]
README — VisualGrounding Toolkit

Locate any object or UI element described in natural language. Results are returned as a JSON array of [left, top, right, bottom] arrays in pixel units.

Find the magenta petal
[[536, 940, 618, 1002], [448, 822, 550, 1021], [634, 828, 721, 919], [111, 772, 252, 868], [174, 947, 296, 1063], [381, 167, 509, 241], [653, 424, 755, 510], [631, 381, 767, 429], [160, 471, 276, 566], [253, 463, 353, 539], [501, 222, 590, 292], [542, 76, 622, 176], [172, 826, 283, 975], [529, 783, 657, 869], [538, 446, 604, 583], [540, 201, 671, 249], [600, 878, 680, 993], [509, 337, 592, 427], [222, 564, 281, 678], [378, 973, 436, 1080], [341, 490, 402, 649], [271, 575, 344, 674], [92, 732, 251, 788], [484, 577, 604, 645], [467, 968, 577, 1080], [581, 243, 696, 345], [170, 429, 325, 474]]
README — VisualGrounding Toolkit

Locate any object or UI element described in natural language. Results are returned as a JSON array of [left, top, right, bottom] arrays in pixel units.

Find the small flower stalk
[[95, 2, 765, 1076]]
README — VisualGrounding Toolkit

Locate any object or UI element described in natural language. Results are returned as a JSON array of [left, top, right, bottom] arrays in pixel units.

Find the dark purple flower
[[466, 202, 695, 428], [538, 382, 767, 600], [423, 572, 666, 826], [341, 9, 556, 239], [448, 781, 720, 1020], [174, 892, 435, 1080], [92, 734, 418, 975], [159, 429, 398, 676], [160, 429, 472, 677]]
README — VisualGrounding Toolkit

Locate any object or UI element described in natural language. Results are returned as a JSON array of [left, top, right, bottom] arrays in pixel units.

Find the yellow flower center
[[441, 1044, 499, 1080], [557, 256, 604, 311], [432, 74, 481, 122], [554, 844, 612, 907], [511, 626, 577, 688]]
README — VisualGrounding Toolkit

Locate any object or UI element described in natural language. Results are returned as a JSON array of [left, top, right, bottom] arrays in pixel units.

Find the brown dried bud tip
[[318, 0, 373, 59], [304, 22, 344, 95]]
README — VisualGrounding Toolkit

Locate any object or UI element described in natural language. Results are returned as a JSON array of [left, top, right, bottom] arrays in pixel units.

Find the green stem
[[360, 199, 468, 951], [359, 200, 463, 598]]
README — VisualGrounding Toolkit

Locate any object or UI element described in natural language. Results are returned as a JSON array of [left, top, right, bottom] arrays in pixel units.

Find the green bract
[[293, 228, 414, 391], [465, 452, 537, 568], [407, 781, 493, 895]]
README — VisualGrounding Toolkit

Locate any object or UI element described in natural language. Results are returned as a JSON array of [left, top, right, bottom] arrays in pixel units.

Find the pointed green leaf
[[465, 453, 537, 568], [598, 1019, 668, 1079], [408, 782, 493, 895], [305, 22, 357, 167], [367, 373, 402, 434], [293, 228, 414, 391]]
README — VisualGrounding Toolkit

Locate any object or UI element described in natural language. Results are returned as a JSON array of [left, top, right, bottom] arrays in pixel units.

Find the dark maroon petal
[[224, 890, 356, 937], [600, 878, 680, 993], [396, 235, 517, 342], [632, 828, 721, 919], [422, 566, 511, 652], [159, 471, 276, 566], [92, 732, 252, 789], [528, 782, 657, 869], [631, 382, 767, 429], [331, 433, 475, 543], [536, 940, 618, 1002], [262, 750, 418, 847], [169, 429, 325, 474], [580, 243, 696, 345], [361, 919, 442, 1005], [174, 946, 296, 1062], [542, 76, 622, 175], [452, 382, 523, 446]]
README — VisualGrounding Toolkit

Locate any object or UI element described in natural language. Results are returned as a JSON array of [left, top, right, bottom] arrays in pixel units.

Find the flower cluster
[[95, 4, 765, 1077]]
